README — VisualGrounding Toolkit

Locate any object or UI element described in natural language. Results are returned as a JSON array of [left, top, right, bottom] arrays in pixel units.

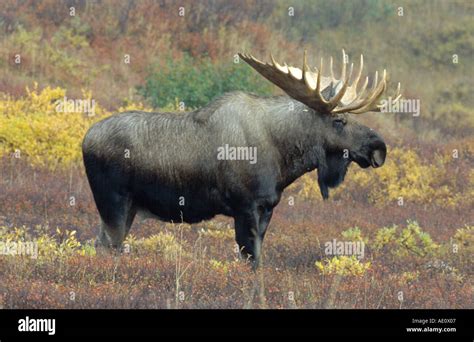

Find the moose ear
[[317, 151, 351, 200]]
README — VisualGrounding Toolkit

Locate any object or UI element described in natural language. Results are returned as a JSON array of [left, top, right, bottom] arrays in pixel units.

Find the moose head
[[239, 50, 401, 198]]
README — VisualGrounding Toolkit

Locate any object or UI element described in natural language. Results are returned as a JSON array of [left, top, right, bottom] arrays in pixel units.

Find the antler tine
[[302, 49, 316, 90], [357, 76, 369, 99], [392, 82, 402, 103], [370, 81, 401, 112], [328, 51, 352, 110], [372, 70, 379, 91], [352, 54, 364, 90], [340, 49, 346, 81], [371, 69, 389, 111], [249, 54, 257, 61], [270, 53, 277, 66], [315, 57, 330, 105]]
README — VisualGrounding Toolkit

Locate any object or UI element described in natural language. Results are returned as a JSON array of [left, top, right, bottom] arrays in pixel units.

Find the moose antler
[[239, 50, 401, 114]]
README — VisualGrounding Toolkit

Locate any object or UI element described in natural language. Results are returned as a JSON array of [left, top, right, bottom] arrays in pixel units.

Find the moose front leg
[[234, 206, 273, 269]]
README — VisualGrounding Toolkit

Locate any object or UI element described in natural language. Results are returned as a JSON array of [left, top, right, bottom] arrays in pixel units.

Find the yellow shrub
[[127, 232, 188, 260], [209, 259, 238, 274], [0, 84, 184, 169], [453, 225, 473, 256], [199, 228, 234, 240], [294, 172, 321, 201], [372, 226, 398, 251], [396, 221, 439, 257], [0, 225, 83, 260], [361, 149, 456, 205], [371, 221, 439, 257], [36, 228, 82, 259], [315, 255, 371, 276], [54, 228, 82, 256], [341, 226, 368, 244], [0, 84, 110, 169]]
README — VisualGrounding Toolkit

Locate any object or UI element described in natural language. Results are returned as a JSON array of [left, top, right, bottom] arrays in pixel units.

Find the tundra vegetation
[[0, 0, 472, 308]]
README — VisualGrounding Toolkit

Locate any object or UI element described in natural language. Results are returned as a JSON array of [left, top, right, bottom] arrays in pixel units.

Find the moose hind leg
[[97, 220, 125, 249]]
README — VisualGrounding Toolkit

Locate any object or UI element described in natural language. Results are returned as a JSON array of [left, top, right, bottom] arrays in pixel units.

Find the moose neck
[[263, 97, 327, 190]]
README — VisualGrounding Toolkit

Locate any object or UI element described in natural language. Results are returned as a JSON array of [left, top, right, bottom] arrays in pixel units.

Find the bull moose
[[82, 50, 401, 268]]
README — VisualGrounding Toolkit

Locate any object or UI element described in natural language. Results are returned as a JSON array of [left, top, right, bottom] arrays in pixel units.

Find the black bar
[[0, 309, 472, 338]]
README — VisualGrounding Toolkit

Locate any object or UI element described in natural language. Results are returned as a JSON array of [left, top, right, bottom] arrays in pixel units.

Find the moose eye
[[333, 118, 346, 129]]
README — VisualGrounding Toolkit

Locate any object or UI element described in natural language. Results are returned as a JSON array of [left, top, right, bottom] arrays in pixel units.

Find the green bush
[[138, 55, 273, 109]]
